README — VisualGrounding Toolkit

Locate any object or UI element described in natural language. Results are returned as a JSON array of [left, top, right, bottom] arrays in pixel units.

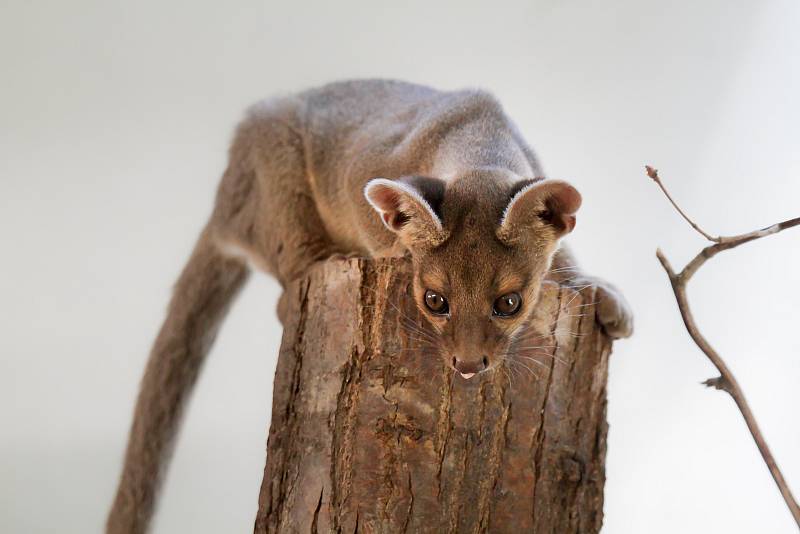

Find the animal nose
[[453, 356, 489, 379]]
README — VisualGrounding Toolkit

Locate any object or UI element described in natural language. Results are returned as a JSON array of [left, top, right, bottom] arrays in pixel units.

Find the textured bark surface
[[254, 257, 613, 534]]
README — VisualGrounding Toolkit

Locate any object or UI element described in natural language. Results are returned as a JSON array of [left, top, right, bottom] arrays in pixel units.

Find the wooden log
[[254, 257, 613, 533]]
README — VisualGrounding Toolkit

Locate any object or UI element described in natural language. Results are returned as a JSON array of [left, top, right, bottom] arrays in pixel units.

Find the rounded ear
[[364, 178, 448, 249], [497, 180, 582, 245]]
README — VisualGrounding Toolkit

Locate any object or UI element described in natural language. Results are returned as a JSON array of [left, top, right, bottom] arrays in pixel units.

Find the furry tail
[[106, 228, 249, 534]]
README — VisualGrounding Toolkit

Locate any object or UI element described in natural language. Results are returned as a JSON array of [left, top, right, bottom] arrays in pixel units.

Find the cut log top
[[255, 257, 613, 534]]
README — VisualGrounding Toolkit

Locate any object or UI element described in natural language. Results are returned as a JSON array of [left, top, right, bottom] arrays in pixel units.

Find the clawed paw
[[568, 277, 633, 339], [594, 281, 633, 339], [328, 251, 365, 262]]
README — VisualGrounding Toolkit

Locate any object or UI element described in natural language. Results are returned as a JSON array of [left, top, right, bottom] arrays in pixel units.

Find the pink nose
[[453, 357, 489, 379]]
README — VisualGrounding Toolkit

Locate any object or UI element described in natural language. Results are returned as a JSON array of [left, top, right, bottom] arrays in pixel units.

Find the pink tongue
[[459, 372, 476, 379]]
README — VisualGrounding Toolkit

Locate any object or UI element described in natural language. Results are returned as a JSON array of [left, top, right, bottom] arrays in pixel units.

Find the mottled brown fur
[[107, 79, 632, 533]]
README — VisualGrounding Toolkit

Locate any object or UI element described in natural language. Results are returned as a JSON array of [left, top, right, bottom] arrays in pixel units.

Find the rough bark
[[254, 257, 614, 534]]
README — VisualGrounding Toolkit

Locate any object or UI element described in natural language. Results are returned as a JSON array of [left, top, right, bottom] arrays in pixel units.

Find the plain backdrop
[[2, 1, 799, 532]]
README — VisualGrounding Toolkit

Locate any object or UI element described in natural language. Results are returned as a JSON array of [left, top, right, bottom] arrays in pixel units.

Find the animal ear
[[364, 177, 448, 249], [497, 180, 582, 245]]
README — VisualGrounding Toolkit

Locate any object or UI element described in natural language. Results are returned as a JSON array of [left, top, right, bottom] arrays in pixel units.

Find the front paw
[[569, 277, 633, 339], [594, 280, 633, 339], [328, 251, 366, 262]]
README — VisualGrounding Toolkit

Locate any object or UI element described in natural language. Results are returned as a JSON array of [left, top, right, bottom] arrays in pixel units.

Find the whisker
[[398, 323, 439, 343], [516, 352, 568, 366], [359, 287, 425, 324], [562, 285, 593, 309], [512, 350, 559, 356], [401, 335, 437, 346], [547, 266, 582, 273], [553, 330, 586, 338], [392, 347, 437, 355], [502, 364, 513, 390], [566, 301, 599, 309], [506, 358, 540, 380], [512, 349, 563, 360], [511, 355, 550, 370], [504, 360, 522, 381], [390, 314, 438, 339]]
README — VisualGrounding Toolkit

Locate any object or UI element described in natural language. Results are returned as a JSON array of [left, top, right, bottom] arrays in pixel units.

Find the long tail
[[106, 228, 249, 534]]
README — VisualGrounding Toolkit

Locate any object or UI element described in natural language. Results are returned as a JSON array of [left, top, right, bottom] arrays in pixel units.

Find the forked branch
[[646, 165, 800, 528]]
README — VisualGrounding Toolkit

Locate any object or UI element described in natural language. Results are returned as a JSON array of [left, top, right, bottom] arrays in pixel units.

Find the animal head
[[364, 170, 581, 379]]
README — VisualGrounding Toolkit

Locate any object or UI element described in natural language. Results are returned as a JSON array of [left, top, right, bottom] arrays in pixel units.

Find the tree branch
[[648, 165, 800, 529], [646, 165, 719, 242]]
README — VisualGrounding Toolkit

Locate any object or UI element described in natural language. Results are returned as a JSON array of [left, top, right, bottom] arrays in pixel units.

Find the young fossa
[[107, 79, 633, 533]]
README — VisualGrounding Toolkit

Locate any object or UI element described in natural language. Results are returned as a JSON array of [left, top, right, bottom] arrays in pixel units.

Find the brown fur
[[107, 79, 632, 533]]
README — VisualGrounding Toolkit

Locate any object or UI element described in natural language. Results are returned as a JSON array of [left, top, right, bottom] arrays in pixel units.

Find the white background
[[2, 1, 799, 532]]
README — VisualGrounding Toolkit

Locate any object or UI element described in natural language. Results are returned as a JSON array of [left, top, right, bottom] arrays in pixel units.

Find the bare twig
[[646, 165, 719, 241], [647, 165, 800, 528]]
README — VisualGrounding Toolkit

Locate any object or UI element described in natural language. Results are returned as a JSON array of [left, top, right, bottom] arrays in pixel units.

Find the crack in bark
[[477, 380, 488, 442], [563, 290, 587, 426], [311, 486, 324, 534], [447, 432, 471, 534], [565, 299, 589, 524], [530, 286, 563, 525], [269, 280, 311, 530], [378, 398, 400, 525], [330, 262, 374, 533], [477, 398, 511, 533], [377, 266, 413, 530], [435, 372, 454, 500], [402, 471, 414, 533]]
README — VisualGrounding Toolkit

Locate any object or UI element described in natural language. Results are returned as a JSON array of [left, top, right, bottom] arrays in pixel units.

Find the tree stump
[[254, 257, 613, 533]]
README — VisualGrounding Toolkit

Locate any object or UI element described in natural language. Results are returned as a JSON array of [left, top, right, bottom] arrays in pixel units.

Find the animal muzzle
[[453, 356, 489, 379]]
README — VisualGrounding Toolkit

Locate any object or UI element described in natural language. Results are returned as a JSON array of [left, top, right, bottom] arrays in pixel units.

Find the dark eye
[[424, 289, 449, 315], [493, 292, 522, 317]]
